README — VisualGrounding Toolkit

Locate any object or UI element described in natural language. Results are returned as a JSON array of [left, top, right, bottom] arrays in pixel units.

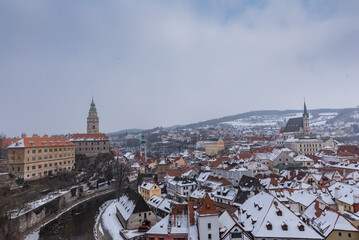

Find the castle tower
[[87, 97, 99, 133], [303, 101, 310, 135], [140, 133, 147, 160]]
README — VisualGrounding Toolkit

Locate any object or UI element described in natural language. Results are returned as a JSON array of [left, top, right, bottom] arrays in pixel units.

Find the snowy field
[[222, 112, 340, 129]]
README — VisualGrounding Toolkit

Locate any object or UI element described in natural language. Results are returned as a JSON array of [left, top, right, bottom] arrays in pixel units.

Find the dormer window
[[251, 218, 257, 225], [246, 213, 251, 219], [266, 222, 272, 230], [276, 208, 282, 216], [281, 222, 288, 231], [298, 223, 305, 231]]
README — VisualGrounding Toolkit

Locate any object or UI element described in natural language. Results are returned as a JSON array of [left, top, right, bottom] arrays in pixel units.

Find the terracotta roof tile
[[198, 193, 218, 216]]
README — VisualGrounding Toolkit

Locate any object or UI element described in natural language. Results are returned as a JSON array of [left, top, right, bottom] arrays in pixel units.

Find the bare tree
[[0, 133, 6, 160], [113, 160, 128, 199]]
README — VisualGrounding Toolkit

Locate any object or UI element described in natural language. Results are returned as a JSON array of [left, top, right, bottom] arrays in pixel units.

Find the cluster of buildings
[[1, 98, 110, 180], [110, 102, 359, 240]]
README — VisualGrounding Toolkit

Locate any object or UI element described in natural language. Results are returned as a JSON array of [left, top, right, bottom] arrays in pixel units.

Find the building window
[[231, 232, 242, 238], [339, 232, 342, 236], [208, 223, 211, 229], [32, 166, 36, 169], [38, 165, 42, 168], [348, 233, 351, 237], [38, 149, 42, 153], [208, 234, 212, 239]]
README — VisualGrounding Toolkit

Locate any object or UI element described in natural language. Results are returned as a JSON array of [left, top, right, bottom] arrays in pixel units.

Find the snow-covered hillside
[[221, 112, 339, 129]]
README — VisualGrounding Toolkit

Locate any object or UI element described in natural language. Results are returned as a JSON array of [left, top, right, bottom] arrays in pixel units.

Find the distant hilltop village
[[1, 100, 359, 240]]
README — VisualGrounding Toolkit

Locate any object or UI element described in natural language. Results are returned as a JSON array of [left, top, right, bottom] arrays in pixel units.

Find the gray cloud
[[1, 0, 359, 136]]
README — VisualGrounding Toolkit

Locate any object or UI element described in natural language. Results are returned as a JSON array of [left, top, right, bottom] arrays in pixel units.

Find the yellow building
[[294, 155, 315, 167], [140, 181, 161, 201], [205, 138, 225, 156], [170, 156, 185, 169], [8, 137, 75, 180]]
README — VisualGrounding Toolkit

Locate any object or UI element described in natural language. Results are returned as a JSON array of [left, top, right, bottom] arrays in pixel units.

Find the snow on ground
[[25, 230, 39, 240], [11, 190, 68, 218], [101, 200, 124, 240], [222, 111, 341, 129], [94, 199, 115, 240], [319, 112, 337, 116]]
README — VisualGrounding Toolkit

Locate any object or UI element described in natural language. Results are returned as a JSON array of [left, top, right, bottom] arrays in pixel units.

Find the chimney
[[354, 194, 359, 213], [21, 133, 27, 138], [250, 191, 255, 197], [334, 187, 340, 199], [338, 204, 344, 214]]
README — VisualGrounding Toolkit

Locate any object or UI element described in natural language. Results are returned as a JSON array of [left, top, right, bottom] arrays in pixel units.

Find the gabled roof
[[116, 188, 151, 221], [303, 200, 359, 237], [283, 117, 303, 133], [198, 193, 218, 216], [240, 192, 322, 239], [8, 137, 75, 148]]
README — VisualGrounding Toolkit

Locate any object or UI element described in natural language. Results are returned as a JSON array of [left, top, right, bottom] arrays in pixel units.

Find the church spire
[[303, 100, 309, 118]]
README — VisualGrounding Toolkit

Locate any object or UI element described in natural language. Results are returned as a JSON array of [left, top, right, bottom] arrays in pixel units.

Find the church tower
[[87, 97, 99, 133], [303, 101, 310, 135], [140, 133, 147, 160]]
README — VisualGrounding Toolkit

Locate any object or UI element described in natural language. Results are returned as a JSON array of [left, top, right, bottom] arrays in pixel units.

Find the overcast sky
[[1, 0, 359, 137]]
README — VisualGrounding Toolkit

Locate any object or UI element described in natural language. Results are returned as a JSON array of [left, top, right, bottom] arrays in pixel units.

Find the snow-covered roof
[[197, 172, 211, 183], [213, 187, 238, 201], [239, 192, 322, 239], [146, 215, 169, 235], [141, 181, 156, 191], [328, 182, 359, 205], [287, 190, 318, 207], [147, 195, 163, 208], [116, 195, 136, 221], [303, 201, 358, 237], [294, 155, 314, 162]]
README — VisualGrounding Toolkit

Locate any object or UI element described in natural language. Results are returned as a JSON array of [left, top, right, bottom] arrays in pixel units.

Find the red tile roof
[[10, 137, 74, 148], [198, 193, 218, 216]]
